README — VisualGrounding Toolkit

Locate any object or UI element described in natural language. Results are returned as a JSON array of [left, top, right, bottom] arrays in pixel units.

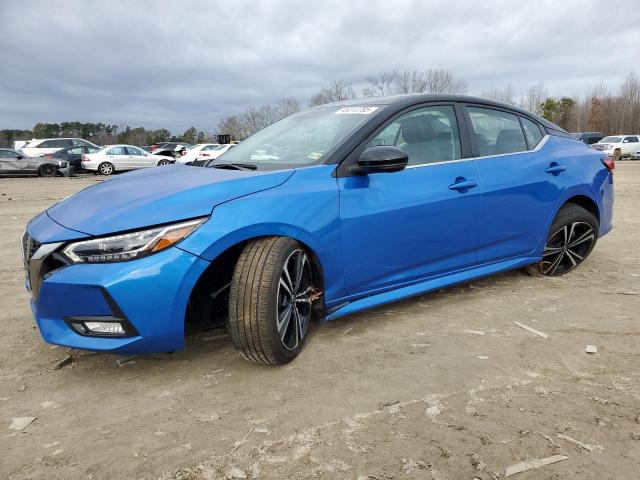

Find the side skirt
[[325, 256, 539, 321]]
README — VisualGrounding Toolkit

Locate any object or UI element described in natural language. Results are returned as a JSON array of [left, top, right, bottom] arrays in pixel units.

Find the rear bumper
[[29, 245, 210, 355]]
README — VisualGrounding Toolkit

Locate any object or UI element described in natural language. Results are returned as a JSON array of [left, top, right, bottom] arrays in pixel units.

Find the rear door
[[622, 136, 639, 156], [338, 104, 482, 296], [125, 146, 150, 168], [464, 105, 563, 263], [105, 146, 130, 169]]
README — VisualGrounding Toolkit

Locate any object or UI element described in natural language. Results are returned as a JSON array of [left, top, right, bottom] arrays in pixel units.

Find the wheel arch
[[184, 231, 327, 333], [564, 194, 600, 224]]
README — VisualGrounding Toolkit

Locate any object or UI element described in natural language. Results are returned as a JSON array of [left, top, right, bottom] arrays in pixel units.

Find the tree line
[[3, 70, 639, 149], [0, 123, 216, 149]]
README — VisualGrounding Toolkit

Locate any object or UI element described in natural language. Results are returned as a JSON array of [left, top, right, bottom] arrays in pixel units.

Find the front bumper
[[25, 215, 210, 355]]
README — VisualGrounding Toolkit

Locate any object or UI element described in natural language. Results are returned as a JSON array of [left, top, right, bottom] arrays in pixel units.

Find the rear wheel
[[525, 203, 598, 277], [157, 159, 171, 166], [98, 162, 114, 175], [613, 149, 622, 161], [38, 164, 56, 177], [228, 237, 317, 364]]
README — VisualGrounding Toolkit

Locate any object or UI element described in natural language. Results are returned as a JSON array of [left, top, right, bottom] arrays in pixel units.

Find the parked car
[[20, 138, 99, 157], [197, 143, 235, 161], [22, 94, 613, 365], [177, 143, 220, 164], [572, 132, 604, 145], [151, 142, 193, 160], [81, 144, 175, 175], [0, 148, 69, 176], [592, 135, 640, 159], [45, 145, 101, 174]]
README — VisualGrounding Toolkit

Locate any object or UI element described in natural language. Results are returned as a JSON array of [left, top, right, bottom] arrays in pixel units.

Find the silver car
[[0, 148, 69, 177]]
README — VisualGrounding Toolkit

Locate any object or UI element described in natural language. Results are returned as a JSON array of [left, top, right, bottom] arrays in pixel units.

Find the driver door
[[338, 104, 481, 297], [0, 150, 32, 174]]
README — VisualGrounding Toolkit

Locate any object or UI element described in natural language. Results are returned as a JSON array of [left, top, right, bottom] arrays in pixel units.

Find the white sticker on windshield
[[335, 106, 379, 115]]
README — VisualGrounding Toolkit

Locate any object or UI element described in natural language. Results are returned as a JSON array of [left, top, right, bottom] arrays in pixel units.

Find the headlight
[[62, 218, 207, 263]]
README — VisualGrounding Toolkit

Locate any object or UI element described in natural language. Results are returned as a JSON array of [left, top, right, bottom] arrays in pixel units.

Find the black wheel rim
[[41, 165, 55, 176], [538, 222, 595, 276], [277, 250, 312, 350]]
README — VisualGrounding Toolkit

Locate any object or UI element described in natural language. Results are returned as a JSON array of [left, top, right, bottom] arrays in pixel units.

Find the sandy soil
[[1, 165, 639, 480]]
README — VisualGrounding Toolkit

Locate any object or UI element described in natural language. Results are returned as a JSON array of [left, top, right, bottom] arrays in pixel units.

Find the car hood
[[47, 165, 294, 236]]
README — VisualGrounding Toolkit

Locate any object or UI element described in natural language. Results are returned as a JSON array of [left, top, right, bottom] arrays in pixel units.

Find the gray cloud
[[1, 0, 639, 133]]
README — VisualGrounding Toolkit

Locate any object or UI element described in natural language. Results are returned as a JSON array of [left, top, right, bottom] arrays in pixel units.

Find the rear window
[[467, 107, 528, 156]]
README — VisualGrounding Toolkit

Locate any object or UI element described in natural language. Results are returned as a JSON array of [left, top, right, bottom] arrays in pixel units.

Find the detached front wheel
[[228, 237, 318, 364], [525, 203, 598, 277]]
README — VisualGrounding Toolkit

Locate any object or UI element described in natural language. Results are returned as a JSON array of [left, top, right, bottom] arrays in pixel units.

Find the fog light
[[84, 322, 126, 335]]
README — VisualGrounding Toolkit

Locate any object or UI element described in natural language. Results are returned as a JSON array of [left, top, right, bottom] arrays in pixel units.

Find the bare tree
[[521, 82, 548, 114], [422, 68, 468, 94], [482, 84, 517, 105], [362, 71, 398, 97], [309, 80, 357, 106]]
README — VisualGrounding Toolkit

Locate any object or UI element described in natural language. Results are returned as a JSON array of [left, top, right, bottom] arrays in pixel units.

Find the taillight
[[45, 154, 53, 159], [180, 150, 187, 156], [81, 154, 89, 162], [201, 153, 210, 157], [601, 156, 615, 172]]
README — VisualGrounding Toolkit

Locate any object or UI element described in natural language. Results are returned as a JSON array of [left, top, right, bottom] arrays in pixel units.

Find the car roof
[[315, 93, 565, 132]]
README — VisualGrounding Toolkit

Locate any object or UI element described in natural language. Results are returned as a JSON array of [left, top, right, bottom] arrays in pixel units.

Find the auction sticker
[[335, 106, 379, 114]]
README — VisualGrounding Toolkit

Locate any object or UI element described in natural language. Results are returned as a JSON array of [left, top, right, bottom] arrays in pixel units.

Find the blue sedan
[[23, 94, 614, 364]]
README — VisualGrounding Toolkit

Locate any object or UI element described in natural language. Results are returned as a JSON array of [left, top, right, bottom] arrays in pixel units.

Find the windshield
[[206, 105, 380, 168], [600, 136, 621, 143]]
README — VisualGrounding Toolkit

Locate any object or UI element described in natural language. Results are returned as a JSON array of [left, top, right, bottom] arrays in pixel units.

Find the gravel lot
[[1, 165, 639, 480]]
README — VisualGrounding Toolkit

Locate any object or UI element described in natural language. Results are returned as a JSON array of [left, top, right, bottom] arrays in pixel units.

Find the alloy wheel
[[158, 159, 170, 166], [40, 164, 55, 177], [276, 249, 312, 350], [99, 163, 114, 175], [537, 222, 595, 276]]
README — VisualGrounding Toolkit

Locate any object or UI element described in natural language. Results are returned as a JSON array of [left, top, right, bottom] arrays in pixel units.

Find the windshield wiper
[[209, 163, 258, 171]]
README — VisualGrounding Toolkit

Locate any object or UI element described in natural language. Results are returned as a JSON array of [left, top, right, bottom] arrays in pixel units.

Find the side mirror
[[351, 146, 408, 175]]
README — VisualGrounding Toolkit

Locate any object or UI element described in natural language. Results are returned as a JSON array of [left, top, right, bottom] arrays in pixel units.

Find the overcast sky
[[1, 0, 639, 133]]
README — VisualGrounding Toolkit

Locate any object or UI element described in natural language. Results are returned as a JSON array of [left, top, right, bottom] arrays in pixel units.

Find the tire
[[525, 203, 599, 277], [613, 149, 622, 162], [38, 164, 57, 177], [157, 159, 171, 166], [98, 162, 115, 175], [228, 237, 317, 364]]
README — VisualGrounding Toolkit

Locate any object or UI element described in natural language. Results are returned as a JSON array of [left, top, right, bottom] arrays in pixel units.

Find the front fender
[[177, 166, 345, 303]]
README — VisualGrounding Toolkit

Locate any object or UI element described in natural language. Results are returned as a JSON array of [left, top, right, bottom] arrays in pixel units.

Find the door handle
[[448, 179, 478, 191], [545, 164, 567, 174]]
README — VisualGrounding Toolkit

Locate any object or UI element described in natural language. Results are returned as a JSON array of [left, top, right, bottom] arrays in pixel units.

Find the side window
[[71, 139, 90, 146], [37, 140, 53, 148], [85, 147, 99, 153], [520, 117, 544, 148], [0, 150, 18, 158], [624, 136, 639, 143], [68, 147, 84, 155], [367, 105, 461, 166], [107, 147, 127, 155], [467, 107, 527, 156], [126, 147, 144, 156], [50, 139, 72, 148]]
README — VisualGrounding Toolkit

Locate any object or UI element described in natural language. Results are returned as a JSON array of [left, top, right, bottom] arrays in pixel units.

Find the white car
[[592, 135, 640, 159], [20, 138, 99, 157], [176, 143, 220, 164], [197, 143, 236, 160], [81, 144, 174, 175]]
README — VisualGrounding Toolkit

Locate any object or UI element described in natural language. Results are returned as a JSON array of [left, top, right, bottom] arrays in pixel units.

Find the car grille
[[22, 232, 41, 270]]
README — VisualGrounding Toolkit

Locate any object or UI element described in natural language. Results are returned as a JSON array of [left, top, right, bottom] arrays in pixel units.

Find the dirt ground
[[1, 164, 639, 480]]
